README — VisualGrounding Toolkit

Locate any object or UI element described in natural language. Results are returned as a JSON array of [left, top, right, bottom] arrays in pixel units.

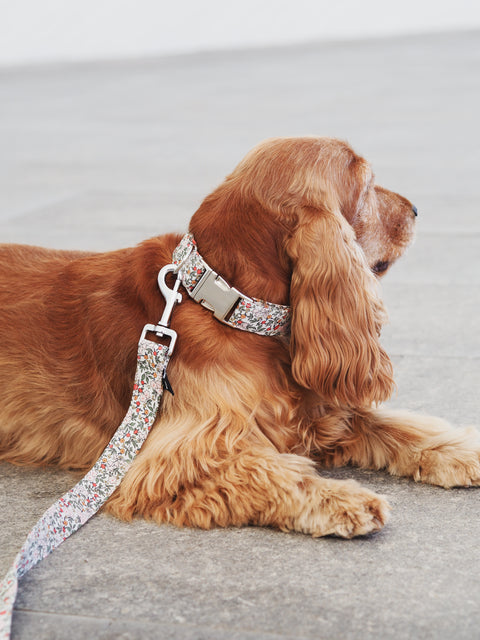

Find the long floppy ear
[[286, 207, 394, 408]]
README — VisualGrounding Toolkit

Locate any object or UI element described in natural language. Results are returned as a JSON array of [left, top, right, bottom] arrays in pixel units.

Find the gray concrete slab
[[381, 283, 480, 358], [1, 30, 480, 640]]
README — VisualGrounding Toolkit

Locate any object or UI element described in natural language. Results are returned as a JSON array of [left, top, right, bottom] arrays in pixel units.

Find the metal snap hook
[[157, 264, 183, 328]]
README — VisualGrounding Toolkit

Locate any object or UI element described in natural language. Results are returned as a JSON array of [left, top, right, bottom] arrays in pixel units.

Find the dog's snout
[[412, 205, 418, 217]]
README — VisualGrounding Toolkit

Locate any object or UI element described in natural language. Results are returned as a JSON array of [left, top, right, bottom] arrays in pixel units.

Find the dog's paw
[[322, 482, 390, 538], [298, 480, 390, 538], [414, 427, 480, 488]]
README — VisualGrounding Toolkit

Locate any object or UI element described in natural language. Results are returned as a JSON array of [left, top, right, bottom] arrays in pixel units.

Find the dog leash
[[0, 261, 183, 640]]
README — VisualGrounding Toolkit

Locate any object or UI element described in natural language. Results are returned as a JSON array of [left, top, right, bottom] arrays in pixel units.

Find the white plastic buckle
[[190, 267, 246, 323]]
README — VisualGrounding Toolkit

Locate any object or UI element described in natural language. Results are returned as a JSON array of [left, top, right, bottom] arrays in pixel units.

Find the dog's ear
[[285, 206, 394, 408]]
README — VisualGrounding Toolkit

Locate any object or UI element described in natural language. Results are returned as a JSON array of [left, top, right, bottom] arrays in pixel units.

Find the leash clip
[[157, 263, 182, 327], [140, 263, 183, 356]]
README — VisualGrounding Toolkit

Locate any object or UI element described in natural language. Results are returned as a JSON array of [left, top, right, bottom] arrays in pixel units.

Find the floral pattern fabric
[[0, 339, 169, 640], [172, 234, 291, 337]]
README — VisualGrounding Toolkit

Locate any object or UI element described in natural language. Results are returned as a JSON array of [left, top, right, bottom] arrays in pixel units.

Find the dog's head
[[190, 137, 416, 408]]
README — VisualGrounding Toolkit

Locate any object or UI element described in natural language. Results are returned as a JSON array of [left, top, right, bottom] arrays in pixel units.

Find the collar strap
[[172, 234, 291, 337]]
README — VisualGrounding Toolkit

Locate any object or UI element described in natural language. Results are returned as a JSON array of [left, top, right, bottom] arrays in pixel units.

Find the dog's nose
[[412, 205, 418, 217]]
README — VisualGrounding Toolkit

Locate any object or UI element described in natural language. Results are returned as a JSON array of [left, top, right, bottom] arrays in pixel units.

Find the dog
[[1, 136, 479, 538]]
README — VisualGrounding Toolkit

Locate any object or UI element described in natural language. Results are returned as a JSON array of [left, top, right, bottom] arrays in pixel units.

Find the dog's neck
[[189, 191, 292, 305], [172, 234, 291, 337]]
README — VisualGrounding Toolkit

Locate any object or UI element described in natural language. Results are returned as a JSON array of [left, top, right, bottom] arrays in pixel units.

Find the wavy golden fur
[[1, 137, 479, 537]]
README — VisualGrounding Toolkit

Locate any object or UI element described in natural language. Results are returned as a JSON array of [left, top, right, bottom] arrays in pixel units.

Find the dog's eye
[[372, 260, 390, 274]]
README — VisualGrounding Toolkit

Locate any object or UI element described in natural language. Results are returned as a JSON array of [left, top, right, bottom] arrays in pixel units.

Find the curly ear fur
[[286, 206, 395, 408]]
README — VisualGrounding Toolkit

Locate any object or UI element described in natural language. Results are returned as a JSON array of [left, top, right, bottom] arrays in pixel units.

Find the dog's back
[[0, 242, 161, 469]]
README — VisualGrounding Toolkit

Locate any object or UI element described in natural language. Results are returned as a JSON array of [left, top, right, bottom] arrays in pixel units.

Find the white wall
[[1, 0, 480, 67]]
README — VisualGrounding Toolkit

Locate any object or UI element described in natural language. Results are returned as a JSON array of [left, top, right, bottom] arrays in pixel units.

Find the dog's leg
[[314, 408, 480, 488], [105, 431, 390, 538]]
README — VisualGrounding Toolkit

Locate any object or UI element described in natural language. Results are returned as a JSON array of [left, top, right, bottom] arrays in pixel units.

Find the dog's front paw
[[323, 481, 390, 538], [414, 427, 480, 488], [298, 480, 390, 538]]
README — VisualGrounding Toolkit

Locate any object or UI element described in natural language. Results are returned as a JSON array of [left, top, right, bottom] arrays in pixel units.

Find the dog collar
[[172, 234, 291, 337]]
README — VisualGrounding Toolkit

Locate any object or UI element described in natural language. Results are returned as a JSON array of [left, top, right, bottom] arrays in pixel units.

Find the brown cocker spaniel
[[1, 137, 479, 538]]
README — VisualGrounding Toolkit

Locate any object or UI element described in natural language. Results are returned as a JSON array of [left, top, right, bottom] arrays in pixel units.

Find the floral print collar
[[172, 234, 291, 338]]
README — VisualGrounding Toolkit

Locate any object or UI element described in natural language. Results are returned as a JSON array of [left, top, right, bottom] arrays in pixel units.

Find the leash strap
[[0, 338, 170, 640], [172, 234, 291, 337]]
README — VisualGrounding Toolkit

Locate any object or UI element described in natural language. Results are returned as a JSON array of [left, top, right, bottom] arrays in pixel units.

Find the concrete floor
[[1, 30, 480, 639]]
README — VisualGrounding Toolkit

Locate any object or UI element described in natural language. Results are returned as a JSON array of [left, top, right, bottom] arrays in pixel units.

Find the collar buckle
[[190, 266, 247, 323]]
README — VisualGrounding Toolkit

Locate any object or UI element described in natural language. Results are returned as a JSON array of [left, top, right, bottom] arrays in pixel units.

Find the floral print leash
[[0, 256, 184, 639], [0, 339, 170, 640]]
